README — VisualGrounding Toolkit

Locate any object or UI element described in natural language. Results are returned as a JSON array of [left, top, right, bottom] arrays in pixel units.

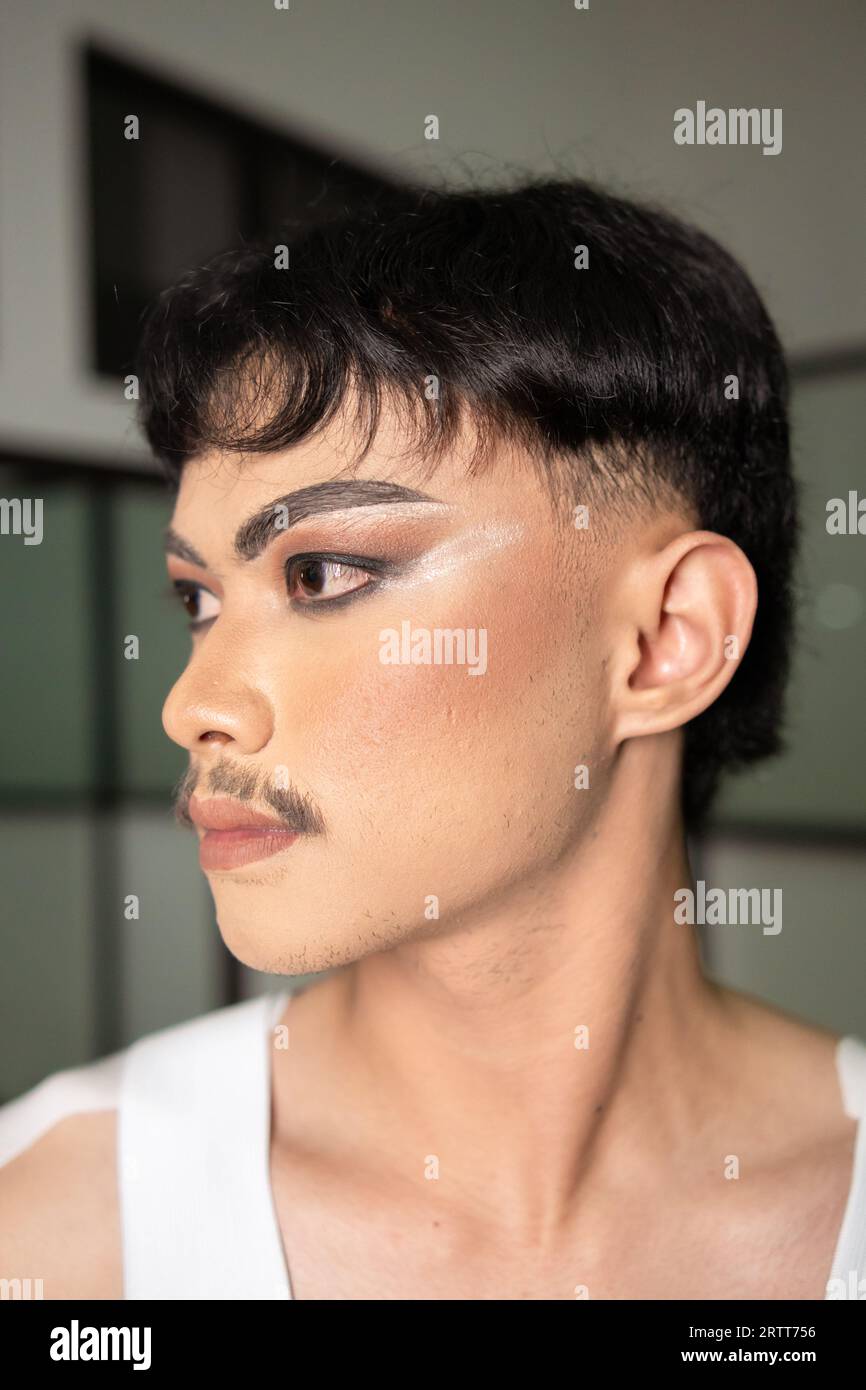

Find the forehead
[[169, 405, 563, 541]]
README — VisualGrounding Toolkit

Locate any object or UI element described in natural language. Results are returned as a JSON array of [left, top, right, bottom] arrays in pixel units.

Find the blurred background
[[0, 0, 863, 1101]]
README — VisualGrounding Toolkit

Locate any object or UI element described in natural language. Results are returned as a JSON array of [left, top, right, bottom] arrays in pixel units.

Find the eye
[[171, 580, 221, 628], [285, 555, 378, 604]]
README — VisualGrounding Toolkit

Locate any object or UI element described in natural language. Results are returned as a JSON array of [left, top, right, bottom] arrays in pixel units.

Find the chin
[[208, 883, 358, 975], [213, 907, 325, 976], [210, 875, 451, 976]]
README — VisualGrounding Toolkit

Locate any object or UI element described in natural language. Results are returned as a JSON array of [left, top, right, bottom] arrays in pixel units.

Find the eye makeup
[[163, 506, 522, 628], [284, 551, 401, 611], [166, 578, 220, 629], [365, 520, 527, 591], [265, 510, 456, 613]]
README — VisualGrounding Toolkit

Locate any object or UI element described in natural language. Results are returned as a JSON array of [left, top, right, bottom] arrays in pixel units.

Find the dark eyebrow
[[233, 479, 441, 561], [163, 527, 208, 568], [163, 479, 442, 569]]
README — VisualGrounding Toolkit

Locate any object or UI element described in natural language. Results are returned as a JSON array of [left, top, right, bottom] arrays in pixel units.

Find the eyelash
[[167, 552, 392, 629], [166, 580, 218, 630], [285, 551, 393, 610]]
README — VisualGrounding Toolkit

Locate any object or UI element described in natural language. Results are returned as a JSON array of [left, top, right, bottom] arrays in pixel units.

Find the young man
[[1, 178, 863, 1300]]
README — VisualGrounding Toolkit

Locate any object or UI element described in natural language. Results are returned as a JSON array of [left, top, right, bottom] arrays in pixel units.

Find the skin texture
[[0, 406, 857, 1298]]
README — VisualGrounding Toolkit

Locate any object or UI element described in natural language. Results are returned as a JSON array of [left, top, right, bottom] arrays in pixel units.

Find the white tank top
[[1, 988, 865, 1300]]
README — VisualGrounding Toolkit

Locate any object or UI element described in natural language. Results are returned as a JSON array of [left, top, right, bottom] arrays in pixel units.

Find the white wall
[[0, 0, 863, 465]]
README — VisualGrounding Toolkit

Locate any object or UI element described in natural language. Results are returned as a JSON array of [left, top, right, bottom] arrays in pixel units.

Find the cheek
[[289, 579, 599, 802]]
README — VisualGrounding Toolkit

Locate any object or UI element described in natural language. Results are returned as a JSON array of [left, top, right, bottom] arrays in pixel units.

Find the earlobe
[[611, 531, 757, 744]]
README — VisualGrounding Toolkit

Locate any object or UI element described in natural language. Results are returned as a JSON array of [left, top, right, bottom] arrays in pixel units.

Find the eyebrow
[[163, 478, 442, 568]]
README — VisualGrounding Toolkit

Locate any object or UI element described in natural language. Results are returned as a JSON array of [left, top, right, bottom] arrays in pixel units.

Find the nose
[[162, 630, 274, 756]]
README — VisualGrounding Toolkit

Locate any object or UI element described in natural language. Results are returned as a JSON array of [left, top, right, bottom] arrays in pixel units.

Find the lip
[[188, 796, 300, 871]]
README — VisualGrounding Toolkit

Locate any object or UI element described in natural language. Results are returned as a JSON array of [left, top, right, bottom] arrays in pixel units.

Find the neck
[[281, 740, 737, 1241]]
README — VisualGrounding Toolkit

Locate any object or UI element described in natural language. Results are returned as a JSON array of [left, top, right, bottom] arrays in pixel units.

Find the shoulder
[[721, 987, 865, 1104], [713, 986, 866, 1264], [0, 1052, 124, 1298], [0, 989, 285, 1170], [0, 1050, 124, 1174], [716, 985, 866, 1129], [0, 992, 286, 1299]]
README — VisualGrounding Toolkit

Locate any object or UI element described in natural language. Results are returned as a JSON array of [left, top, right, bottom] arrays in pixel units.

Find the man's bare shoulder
[[714, 984, 861, 1154], [0, 1110, 123, 1300]]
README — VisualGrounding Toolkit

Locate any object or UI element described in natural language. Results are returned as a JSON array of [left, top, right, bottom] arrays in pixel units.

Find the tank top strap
[[826, 1035, 866, 1299], [837, 1037, 866, 1121], [118, 989, 292, 1300]]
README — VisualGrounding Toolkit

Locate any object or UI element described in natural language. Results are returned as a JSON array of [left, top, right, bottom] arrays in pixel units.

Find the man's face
[[162, 411, 618, 973]]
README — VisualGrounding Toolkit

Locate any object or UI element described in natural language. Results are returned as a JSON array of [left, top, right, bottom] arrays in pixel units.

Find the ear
[[610, 530, 758, 744]]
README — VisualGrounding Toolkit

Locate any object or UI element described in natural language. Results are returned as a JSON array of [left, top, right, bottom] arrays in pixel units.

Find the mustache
[[172, 760, 326, 836]]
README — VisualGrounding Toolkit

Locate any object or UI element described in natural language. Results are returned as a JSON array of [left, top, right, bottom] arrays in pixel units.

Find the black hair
[[135, 176, 798, 829]]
